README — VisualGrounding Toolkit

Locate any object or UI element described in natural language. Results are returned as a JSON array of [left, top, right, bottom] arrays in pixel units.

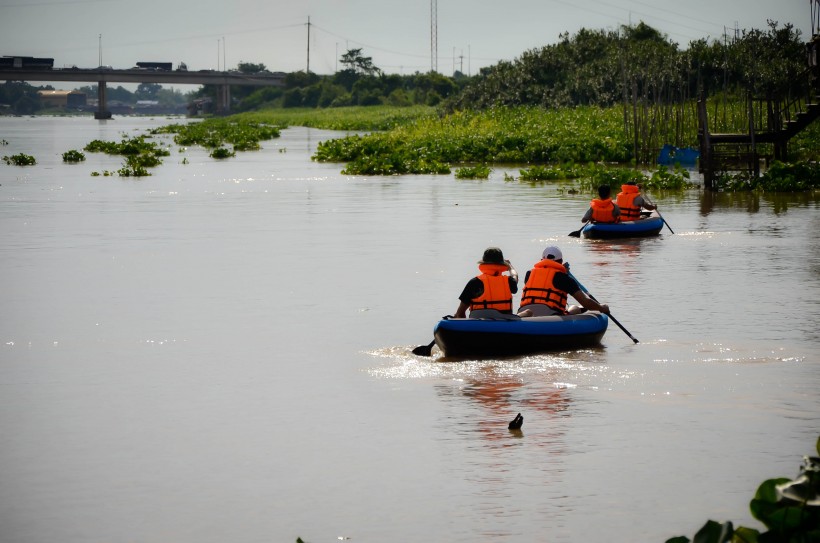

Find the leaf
[[732, 526, 760, 543], [692, 520, 734, 543]]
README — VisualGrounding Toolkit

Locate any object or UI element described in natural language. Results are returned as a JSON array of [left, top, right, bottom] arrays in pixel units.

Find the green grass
[[233, 105, 436, 132]]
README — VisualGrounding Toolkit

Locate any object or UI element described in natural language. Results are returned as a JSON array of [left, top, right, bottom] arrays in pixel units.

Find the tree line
[[1, 19, 810, 130], [0, 80, 192, 114]]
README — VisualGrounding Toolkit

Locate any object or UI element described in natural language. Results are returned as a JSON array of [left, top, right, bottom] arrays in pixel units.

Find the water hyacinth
[[62, 150, 85, 162], [2, 153, 36, 166], [315, 106, 633, 175], [152, 118, 280, 150]]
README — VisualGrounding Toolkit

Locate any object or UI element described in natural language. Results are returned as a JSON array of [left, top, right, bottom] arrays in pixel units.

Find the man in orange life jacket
[[616, 181, 657, 221], [517, 245, 610, 317], [581, 184, 620, 224], [454, 247, 520, 319]]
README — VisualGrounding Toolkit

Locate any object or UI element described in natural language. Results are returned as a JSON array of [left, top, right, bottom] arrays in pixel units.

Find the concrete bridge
[[0, 67, 286, 118]]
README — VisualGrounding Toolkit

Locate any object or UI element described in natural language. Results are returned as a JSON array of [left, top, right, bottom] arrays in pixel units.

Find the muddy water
[[1, 116, 818, 542]]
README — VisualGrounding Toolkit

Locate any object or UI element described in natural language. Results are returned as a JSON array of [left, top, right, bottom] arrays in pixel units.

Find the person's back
[[454, 247, 520, 319], [517, 245, 611, 317], [519, 250, 570, 316], [582, 184, 620, 223], [616, 181, 656, 221]]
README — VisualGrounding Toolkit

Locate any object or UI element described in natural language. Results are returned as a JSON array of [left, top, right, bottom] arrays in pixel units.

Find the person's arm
[[455, 278, 482, 318], [612, 203, 621, 220], [581, 208, 592, 222], [557, 274, 610, 314], [637, 195, 657, 211], [505, 259, 518, 284], [571, 290, 610, 314], [454, 300, 470, 318]]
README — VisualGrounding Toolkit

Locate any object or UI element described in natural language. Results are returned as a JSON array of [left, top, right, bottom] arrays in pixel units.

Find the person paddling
[[616, 181, 657, 221], [454, 247, 521, 319], [517, 245, 610, 317], [582, 185, 620, 224]]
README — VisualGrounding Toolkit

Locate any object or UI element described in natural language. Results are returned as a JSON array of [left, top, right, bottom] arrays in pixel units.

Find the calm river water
[[1, 116, 819, 543]]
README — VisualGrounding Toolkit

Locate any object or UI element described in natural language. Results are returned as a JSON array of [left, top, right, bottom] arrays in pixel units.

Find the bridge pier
[[216, 84, 231, 115], [94, 80, 112, 119]]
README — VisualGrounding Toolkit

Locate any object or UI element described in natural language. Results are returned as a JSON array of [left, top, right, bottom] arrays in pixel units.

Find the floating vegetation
[[454, 165, 491, 179], [62, 150, 86, 162], [152, 118, 279, 151], [236, 105, 435, 131], [519, 164, 585, 181], [90, 170, 115, 177], [2, 153, 36, 166], [315, 106, 632, 175], [210, 147, 236, 159], [117, 155, 152, 177], [83, 135, 169, 177], [517, 162, 695, 191], [712, 161, 820, 192]]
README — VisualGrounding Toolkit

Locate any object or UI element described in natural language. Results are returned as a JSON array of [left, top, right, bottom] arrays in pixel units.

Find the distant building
[[37, 90, 86, 108]]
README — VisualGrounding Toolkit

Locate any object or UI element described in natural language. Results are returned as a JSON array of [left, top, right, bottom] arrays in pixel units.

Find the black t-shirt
[[522, 270, 580, 297], [458, 276, 519, 305]]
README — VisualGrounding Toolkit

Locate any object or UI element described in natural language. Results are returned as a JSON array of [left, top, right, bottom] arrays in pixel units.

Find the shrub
[[666, 436, 820, 543]]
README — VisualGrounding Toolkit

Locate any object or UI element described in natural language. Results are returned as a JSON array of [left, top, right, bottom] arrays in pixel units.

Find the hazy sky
[[0, 0, 812, 77]]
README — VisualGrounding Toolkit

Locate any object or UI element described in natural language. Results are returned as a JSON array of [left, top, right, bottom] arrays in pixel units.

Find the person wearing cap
[[582, 184, 620, 224], [454, 247, 520, 319], [616, 181, 657, 221], [517, 245, 610, 317]]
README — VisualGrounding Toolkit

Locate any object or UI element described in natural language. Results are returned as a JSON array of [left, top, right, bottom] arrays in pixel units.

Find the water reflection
[[699, 190, 820, 216], [581, 236, 663, 283]]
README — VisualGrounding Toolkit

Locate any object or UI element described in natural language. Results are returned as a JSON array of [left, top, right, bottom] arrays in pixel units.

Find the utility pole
[[98, 34, 102, 67], [306, 16, 311, 73], [223, 36, 226, 71], [430, 0, 437, 73]]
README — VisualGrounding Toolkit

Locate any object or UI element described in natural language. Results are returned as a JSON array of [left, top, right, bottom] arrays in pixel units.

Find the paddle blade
[[412, 341, 435, 356], [568, 229, 582, 237]]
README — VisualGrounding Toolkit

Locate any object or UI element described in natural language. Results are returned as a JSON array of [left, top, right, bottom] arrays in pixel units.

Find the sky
[[0, 0, 813, 80]]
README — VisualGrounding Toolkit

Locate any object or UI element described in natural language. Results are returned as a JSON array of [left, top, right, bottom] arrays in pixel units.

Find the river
[[1, 115, 818, 543]]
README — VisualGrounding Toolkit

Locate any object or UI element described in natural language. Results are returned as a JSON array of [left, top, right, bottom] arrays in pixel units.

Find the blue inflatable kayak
[[433, 312, 608, 358], [582, 211, 664, 239]]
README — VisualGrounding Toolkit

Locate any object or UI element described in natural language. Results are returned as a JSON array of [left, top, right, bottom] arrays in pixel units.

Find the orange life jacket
[[520, 259, 569, 314], [590, 198, 618, 223], [616, 184, 641, 221], [470, 263, 513, 313]]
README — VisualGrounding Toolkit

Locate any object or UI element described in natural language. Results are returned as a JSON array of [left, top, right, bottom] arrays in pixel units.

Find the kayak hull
[[582, 211, 664, 239], [433, 313, 608, 358]]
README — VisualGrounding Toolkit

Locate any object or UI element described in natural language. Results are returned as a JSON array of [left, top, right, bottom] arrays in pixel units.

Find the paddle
[[567, 271, 639, 344], [412, 340, 436, 357], [644, 194, 674, 234], [568, 221, 588, 237]]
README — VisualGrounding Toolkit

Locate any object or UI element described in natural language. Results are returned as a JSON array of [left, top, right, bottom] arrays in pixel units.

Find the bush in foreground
[[666, 436, 820, 543]]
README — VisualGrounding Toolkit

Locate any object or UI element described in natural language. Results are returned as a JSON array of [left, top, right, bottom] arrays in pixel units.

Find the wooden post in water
[[697, 95, 711, 190]]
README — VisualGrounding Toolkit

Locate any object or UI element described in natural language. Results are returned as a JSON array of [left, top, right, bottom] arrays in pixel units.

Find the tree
[[237, 62, 266, 74], [339, 48, 381, 76], [135, 83, 161, 100]]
